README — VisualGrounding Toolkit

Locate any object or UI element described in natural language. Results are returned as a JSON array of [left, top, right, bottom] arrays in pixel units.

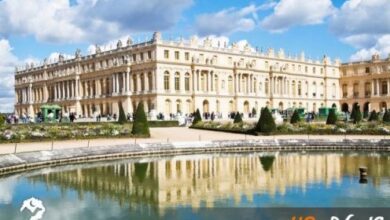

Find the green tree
[[131, 103, 150, 136], [0, 114, 5, 127], [326, 108, 338, 125], [118, 102, 127, 124], [255, 107, 276, 134], [251, 107, 257, 117], [383, 109, 390, 123], [233, 111, 243, 123], [192, 109, 202, 125], [368, 110, 379, 121], [290, 109, 301, 124], [351, 104, 362, 124]]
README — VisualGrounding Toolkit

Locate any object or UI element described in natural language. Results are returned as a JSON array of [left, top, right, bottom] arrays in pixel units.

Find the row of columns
[[54, 80, 77, 100]]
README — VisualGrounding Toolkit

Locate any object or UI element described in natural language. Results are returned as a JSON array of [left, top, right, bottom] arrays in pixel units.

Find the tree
[[351, 104, 362, 124], [118, 102, 127, 124], [290, 109, 301, 124], [383, 109, 390, 123], [131, 103, 150, 136], [368, 110, 379, 121], [233, 111, 243, 123], [0, 114, 5, 127], [251, 107, 257, 117], [326, 108, 338, 125], [259, 156, 275, 172], [192, 108, 202, 125], [255, 107, 276, 133]]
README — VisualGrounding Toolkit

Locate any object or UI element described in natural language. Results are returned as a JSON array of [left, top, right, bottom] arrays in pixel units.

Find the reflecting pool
[[0, 151, 389, 219]]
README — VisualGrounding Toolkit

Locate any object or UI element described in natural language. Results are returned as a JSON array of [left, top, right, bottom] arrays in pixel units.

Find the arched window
[[176, 99, 182, 113], [185, 73, 190, 91], [175, 72, 180, 91], [164, 71, 170, 91], [214, 74, 219, 92]]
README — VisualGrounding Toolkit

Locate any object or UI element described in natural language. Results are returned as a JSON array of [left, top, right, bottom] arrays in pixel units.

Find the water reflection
[[25, 152, 390, 210]]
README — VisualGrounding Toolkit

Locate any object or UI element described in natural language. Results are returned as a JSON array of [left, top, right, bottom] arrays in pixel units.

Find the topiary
[[131, 103, 150, 136], [326, 108, 338, 125], [255, 107, 276, 134], [118, 102, 127, 124], [233, 111, 243, 123], [368, 110, 379, 121], [192, 109, 202, 125], [251, 107, 257, 117], [352, 104, 362, 124], [383, 109, 390, 123], [290, 109, 301, 124]]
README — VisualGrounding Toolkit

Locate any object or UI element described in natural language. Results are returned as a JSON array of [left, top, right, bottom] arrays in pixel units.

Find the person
[[113, 113, 117, 121], [211, 112, 215, 121], [127, 113, 131, 121], [70, 113, 75, 123]]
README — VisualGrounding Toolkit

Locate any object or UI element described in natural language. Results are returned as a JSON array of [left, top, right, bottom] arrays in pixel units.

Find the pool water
[[0, 152, 389, 219]]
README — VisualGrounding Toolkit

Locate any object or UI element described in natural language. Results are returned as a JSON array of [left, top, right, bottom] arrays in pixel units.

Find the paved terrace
[[0, 127, 389, 176]]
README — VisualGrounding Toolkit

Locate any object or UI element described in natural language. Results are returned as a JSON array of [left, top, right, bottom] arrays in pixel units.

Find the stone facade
[[14, 32, 341, 118], [340, 54, 390, 113]]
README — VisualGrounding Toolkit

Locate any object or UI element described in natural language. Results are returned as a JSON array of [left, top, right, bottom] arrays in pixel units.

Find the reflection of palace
[[29, 153, 390, 209]]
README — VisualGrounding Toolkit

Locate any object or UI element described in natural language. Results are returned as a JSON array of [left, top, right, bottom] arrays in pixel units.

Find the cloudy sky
[[1, 0, 390, 112]]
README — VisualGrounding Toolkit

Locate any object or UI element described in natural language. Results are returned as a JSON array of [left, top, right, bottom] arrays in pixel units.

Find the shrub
[[0, 114, 5, 127], [351, 104, 362, 124], [251, 108, 257, 117], [326, 108, 338, 125], [131, 103, 150, 136], [290, 110, 301, 124], [383, 110, 390, 123], [192, 109, 202, 125], [368, 110, 379, 121], [255, 107, 276, 134], [233, 111, 243, 123], [118, 102, 127, 124]]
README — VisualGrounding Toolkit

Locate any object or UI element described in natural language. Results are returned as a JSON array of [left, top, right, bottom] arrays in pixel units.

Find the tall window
[[164, 71, 170, 90], [228, 76, 233, 93], [175, 72, 180, 91], [292, 81, 296, 96], [148, 51, 152, 59], [298, 81, 302, 96], [200, 73, 205, 91], [214, 75, 218, 92], [185, 73, 190, 91], [140, 74, 145, 91], [343, 84, 348, 98], [185, 52, 189, 61], [164, 50, 169, 59], [265, 79, 269, 95], [175, 51, 180, 60], [148, 72, 153, 91]]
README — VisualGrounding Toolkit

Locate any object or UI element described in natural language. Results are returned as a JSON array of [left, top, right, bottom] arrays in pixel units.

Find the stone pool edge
[[0, 138, 389, 176]]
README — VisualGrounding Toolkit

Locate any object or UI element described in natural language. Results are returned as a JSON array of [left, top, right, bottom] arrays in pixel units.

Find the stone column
[[145, 72, 149, 93], [371, 80, 375, 96], [76, 78, 80, 98], [207, 71, 211, 92], [116, 73, 119, 94], [112, 74, 116, 94], [387, 79, 390, 96], [376, 79, 380, 96], [126, 70, 130, 92]]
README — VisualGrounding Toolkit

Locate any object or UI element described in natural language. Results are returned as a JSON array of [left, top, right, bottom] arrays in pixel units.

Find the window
[[175, 51, 180, 60], [148, 51, 152, 59], [265, 79, 269, 95], [228, 57, 233, 65], [313, 67, 316, 74], [265, 61, 269, 69], [298, 82, 302, 96], [365, 67, 370, 73], [175, 72, 180, 91], [185, 52, 189, 61], [132, 54, 137, 62], [228, 76, 233, 93], [140, 74, 145, 91], [342, 84, 348, 98], [164, 71, 170, 90], [185, 73, 190, 91], [305, 66, 308, 73], [298, 65, 301, 71], [164, 50, 169, 59], [140, 53, 144, 61]]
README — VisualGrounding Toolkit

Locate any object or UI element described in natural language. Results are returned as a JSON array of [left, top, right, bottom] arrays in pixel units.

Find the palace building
[[340, 54, 390, 114], [14, 32, 341, 118]]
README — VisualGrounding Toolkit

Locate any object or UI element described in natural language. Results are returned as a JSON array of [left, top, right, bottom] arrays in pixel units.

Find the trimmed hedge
[[118, 102, 127, 124], [131, 103, 150, 136], [255, 107, 276, 134], [233, 112, 243, 123], [368, 110, 379, 121], [290, 110, 301, 124], [326, 108, 338, 125], [193, 109, 202, 125]]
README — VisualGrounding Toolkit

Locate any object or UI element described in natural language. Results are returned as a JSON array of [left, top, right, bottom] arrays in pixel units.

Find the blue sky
[[1, 0, 390, 112]]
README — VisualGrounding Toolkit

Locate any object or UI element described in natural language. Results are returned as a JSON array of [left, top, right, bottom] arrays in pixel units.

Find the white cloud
[[0, 0, 192, 43], [261, 0, 334, 33], [195, 3, 275, 36], [329, 0, 390, 61], [0, 39, 17, 112]]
